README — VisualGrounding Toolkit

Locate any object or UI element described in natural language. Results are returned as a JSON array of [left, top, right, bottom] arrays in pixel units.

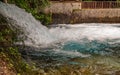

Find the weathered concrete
[[79, 9, 120, 18], [44, 1, 81, 14], [44, 2, 120, 24]]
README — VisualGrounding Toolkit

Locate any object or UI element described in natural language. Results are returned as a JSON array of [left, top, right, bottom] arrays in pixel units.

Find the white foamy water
[[1, 2, 120, 71], [0, 2, 57, 46], [49, 24, 120, 43], [0, 2, 120, 47]]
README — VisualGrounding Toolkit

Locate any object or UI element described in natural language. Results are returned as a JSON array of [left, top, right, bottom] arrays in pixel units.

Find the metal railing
[[81, 1, 120, 9]]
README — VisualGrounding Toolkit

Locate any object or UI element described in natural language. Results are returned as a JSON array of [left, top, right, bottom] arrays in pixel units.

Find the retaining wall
[[44, 1, 81, 14], [44, 2, 120, 24]]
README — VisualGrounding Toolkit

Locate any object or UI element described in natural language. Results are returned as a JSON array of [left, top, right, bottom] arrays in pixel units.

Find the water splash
[[49, 24, 120, 43], [0, 2, 120, 58], [0, 2, 57, 46], [1, 2, 120, 72]]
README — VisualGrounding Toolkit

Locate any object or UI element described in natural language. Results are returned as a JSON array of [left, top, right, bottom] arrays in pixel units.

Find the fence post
[[81, 1, 120, 9], [109, 1, 111, 8], [102, 1, 103, 8], [95, 1, 96, 9]]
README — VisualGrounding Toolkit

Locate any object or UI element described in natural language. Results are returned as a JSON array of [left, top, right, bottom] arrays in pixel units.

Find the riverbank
[[44, 2, 120, 24], [50, 9, 120, 24], [51, 13, 120, 24]]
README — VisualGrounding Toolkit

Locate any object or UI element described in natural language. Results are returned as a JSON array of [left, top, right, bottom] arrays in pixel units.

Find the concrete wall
[[44, 2, 120, 23], [44, 1, 81, 14], [79, 9, 120, 18]]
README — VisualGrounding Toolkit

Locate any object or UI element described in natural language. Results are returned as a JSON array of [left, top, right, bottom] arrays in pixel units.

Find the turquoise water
[[25, 39, 120, 70], [1, 2, 120, 74], [62, 40, 111, 55]]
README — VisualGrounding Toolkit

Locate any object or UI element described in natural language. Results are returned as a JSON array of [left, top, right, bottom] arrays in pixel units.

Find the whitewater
[[1, 2, 120, 71], [0, 2, 120, 57], [0, 2, 120, 46]]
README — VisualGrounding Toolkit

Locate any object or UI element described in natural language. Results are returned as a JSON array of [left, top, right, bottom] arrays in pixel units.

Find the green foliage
[[8, 0, 51, 25], [0, 17, 38, 74], [0, 2, 42, 74], [0, 47, 38, 75], [34, 12, 52, 25]]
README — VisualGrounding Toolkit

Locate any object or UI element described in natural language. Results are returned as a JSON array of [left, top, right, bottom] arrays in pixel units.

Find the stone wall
[[44, 2, 120, 24], [44, 1, 81, 14], [79, 9, 120, 18]]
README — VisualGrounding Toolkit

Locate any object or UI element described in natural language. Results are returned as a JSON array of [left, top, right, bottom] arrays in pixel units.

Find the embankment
[[44, 2, 120, 24]]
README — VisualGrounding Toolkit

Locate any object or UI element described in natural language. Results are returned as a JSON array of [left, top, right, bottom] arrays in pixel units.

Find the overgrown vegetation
[[0, 0, 52, 74], [0, 15, 39, 75], [8, 0, 52, 25]]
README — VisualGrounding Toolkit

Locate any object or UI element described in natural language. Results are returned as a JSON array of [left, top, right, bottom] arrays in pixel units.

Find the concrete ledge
[[52, 13, 120, 24], [44, 2, 81, 14], [44, 2, 120, 24]]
